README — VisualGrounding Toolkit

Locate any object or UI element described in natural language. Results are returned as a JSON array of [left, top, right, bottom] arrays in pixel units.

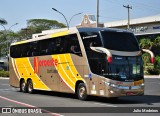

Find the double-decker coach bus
[[9, 27, 154, 100]]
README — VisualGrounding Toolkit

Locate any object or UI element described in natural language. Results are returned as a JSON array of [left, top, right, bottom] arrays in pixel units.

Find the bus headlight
[[141, 83, 144, 87], [110, 83, 118, 88], [105, 82, 118, 88]]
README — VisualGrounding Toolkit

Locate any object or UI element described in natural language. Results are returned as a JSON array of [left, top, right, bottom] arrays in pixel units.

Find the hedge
[[0, 71, 9, 77]]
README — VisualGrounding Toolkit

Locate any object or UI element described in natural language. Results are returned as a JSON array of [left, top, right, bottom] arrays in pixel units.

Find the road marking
[[94, 102, 117, 107], [0, 95, 63, 116], [0, 77, 9, 80], [144, 76, 160, 78]]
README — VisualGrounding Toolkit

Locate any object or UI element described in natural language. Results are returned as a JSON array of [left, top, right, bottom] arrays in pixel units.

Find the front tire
[[20, 80, 27, 93], [77, 83, 87, 100], [27, 80, 34, 94]]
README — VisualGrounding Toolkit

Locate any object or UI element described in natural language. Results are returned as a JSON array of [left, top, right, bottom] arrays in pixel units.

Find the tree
[[139, 38, 153, 49], [27, 19, 66, 33], [16, 19, 66, 40], [0, 19, 8, 58]]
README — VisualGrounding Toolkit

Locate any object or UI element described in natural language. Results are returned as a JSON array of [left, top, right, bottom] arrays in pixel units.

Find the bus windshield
[[80, 30, 143, 81], [101, 31, 140, 52], [100, 55, 143, 81]]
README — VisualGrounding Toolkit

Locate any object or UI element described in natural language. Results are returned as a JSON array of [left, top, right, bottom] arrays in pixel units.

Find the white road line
[[94, 102, 117, 107], [0, 95, 63, 116], [144, 76, 160, 78], [0, 77, 9, 80]]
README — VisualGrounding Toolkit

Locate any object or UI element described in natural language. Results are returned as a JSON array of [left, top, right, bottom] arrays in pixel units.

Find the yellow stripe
[[64, 54, 78, 81], [52, 54, 85, 92], [11, 58, 20, 80], [65, 54, 84, 82], [15, 58, 50, 90], [50, 31, 69, 38], [58, 55, 75, 90], [14, 40, 27, 45]]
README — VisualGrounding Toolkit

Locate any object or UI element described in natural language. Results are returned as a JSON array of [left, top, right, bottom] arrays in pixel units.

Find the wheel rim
[[28, 83, 33, 92], [79, 86, 86, 98], [22, 82, 26, 91]]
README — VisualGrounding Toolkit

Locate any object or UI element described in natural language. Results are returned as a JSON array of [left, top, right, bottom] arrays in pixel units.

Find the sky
[[0, 0, 160, 32]]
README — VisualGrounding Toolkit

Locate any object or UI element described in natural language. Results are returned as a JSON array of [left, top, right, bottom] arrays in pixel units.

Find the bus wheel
[[20, 80, 27, 93], [27, 80, 34, 94], [77, 83, 87, 100]]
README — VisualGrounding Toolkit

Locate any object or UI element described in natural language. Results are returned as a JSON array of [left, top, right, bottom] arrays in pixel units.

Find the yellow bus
[[9, 27, 154, 100]]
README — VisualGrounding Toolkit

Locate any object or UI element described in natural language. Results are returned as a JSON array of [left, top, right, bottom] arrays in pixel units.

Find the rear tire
[[27, 80, 34, 94], [77, 83, 87, 100], [20, 80, 27, 93]]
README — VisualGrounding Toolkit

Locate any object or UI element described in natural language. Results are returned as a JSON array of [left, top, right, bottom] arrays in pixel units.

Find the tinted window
[[10, 45, 23, 58], [101, 31, 140, 51], [80, 32, 103, 74], [80, 32, 102, 49], [27, 41, 39, 57], [10, 34, 82, 58]]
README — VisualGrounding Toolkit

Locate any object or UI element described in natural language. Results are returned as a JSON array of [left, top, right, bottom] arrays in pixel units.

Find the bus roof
[[11, 27, 131, 46], [78, 27, 131, 33], [11, 27, 78, 46]]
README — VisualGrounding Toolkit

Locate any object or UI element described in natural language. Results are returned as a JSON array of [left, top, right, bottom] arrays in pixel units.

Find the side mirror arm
[[90, 47, 112, 63], [142, 49, 155, 64]]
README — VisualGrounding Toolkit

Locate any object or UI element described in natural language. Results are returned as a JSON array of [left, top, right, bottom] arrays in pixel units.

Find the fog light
[[141, 83, 144, 86]]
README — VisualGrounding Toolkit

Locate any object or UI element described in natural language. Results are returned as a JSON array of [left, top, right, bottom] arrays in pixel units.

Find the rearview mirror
[[142, 49, 155, 64], [90, 47, 112, 63]]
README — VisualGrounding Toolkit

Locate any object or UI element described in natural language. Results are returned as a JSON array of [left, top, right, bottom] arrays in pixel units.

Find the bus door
[[86, 50, 106, 95]]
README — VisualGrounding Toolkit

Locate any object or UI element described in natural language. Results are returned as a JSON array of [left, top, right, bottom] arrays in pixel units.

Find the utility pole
[[123, 5, 132, 29], [96, 0, 99, 27]]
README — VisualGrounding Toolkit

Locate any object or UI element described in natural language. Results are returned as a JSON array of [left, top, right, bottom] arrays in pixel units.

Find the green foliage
[[16, 19, 66, 40], [27, 19, 66, 31], [153, 36, 160, 47], [147, 67, 160, 75], [139, 38, 153, 49], [139, 36, 160, 75], [0, 71, 9, 77], [142, 53, 150, 65], [155, 56, 160, 69]]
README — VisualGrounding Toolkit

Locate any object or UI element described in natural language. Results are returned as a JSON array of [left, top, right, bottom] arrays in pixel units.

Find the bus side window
[[39, 39, 50, 56], [28, 41, 39, 57], [21, 43, 29, 57], [68, 34, 82, 56]]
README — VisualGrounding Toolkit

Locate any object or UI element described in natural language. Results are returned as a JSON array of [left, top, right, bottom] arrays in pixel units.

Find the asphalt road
[[0, 77, 160, 116]]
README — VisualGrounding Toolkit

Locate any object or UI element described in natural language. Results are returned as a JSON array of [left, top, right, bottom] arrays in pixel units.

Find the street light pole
[[68, 12, 83, 27], [52, 8, 69, 30]]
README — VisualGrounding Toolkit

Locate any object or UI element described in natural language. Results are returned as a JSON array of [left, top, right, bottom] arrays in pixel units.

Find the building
[[78, 14, 160, 39], [104, 15, 160, 39], [77, 14, 103, 28]]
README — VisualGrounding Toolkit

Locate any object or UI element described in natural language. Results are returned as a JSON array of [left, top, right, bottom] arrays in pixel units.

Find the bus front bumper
[[106, 83, 144, 97]]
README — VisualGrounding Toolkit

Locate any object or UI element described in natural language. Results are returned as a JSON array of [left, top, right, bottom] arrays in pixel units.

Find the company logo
[[34, 57, 58, 74]]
